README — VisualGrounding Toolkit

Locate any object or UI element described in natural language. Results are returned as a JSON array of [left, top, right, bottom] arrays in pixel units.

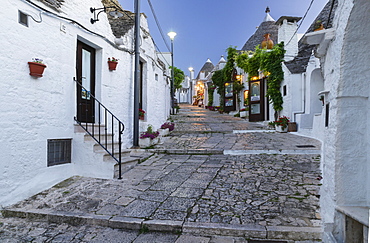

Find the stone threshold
[[1, 208, 322, 241], [224, 150, 321, 155], [146, 149, 224, 155], [233, 130, 275, 133]]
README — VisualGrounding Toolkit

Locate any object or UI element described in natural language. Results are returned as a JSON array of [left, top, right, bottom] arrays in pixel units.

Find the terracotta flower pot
[[28, 62, 47, 77], [108, 61, 118, 71]]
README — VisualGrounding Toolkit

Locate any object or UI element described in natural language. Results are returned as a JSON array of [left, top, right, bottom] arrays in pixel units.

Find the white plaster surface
[[0, 0, 169, 206]]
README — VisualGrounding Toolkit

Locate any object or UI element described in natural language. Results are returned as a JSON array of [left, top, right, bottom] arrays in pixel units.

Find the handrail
[[74, 78, 125, 179]]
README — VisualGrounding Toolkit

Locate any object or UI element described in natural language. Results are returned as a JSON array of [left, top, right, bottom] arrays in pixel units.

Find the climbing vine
[[212, 69, 225, 109], [207, 84, 216, 107], [211, 47, 245, 108], [236, 42, 286, 113]]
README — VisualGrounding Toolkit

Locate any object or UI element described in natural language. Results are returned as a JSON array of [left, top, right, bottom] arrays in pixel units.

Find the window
[[18, 11, 28, 27], [283, 85, 287, 96], [47, 139, 72, 166]]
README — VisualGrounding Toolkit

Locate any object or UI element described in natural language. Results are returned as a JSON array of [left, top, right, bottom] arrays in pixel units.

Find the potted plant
[[28, 58, 46, 77], [139, 125, 159, 147], [160, 122, 175, 131], [139, 109, 145, 120], [240, 108, 248, 118], [314, 20, 324, 32], [319, 95, 324, 106], [108, 57, 118, 71], [271, 116, 290, 132]]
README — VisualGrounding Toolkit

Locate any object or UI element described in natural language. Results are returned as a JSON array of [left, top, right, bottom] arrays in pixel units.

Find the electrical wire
[[285, 0, 315, 47], [108, 0, 171, 67], [147, 0, 171, 52], [27, 11, 43, 23], [23, 0, 133, 53]]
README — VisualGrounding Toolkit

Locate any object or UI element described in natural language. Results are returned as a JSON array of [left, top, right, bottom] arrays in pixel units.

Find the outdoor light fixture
[[168, 31, 177, 114], [167, 31, 177, 40], [90, 7, 123, 24]]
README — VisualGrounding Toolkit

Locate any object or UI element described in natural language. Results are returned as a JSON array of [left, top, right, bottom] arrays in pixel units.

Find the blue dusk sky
[[118, 0, 329, 76]]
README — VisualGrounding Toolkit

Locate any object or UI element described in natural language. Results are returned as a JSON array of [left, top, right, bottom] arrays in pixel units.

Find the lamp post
[[167, 31, 176, 115], [188, 67, 194, 104]]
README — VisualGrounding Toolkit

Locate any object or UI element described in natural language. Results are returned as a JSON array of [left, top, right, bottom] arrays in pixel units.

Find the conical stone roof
[[196, 59, 214, 80], [284, 1, 338, 73], [241, 7, 278, 52]]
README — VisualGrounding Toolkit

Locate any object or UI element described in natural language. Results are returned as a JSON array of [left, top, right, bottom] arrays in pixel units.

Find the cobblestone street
[[1, 105, 323, 242]]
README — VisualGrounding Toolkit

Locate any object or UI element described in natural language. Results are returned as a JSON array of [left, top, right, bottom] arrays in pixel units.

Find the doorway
[[249, 78, 266, 122], [76, 41, 96, 123]]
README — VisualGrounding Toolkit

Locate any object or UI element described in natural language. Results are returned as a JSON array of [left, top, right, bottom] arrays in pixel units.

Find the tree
[[170, 66, 185, 91]]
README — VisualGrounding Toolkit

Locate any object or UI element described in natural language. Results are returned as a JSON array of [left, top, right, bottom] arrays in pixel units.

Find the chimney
[[276, 16, 302, 61]]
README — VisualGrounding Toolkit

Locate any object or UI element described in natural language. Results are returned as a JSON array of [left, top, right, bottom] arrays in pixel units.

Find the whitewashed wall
[[315, 0, 370, 240], [0, 0, 168, 206]]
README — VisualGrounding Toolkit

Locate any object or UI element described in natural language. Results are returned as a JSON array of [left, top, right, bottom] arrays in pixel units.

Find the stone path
[[0, 105, 322, 242]]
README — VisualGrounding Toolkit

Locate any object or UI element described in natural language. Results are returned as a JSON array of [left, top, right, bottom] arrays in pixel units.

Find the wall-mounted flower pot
[[108, 61, 118, 71], [28, 62, 46, 77]]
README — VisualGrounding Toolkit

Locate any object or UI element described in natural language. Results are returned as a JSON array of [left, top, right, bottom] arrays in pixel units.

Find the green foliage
[[235, 43, 286, 112], [260, 42, 286, 111], [170, 66, 185, 91], [207, 85, 215, 107], [212, 69, 225, 109], [223, 47, 238, 82]]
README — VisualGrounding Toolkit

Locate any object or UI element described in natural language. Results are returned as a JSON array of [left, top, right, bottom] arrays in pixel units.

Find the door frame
[[76, 40, 96, 123], [249, 78, 265, 122]]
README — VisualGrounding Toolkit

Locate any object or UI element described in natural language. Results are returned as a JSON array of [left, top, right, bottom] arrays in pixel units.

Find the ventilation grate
[[296, 145, 316, 148]]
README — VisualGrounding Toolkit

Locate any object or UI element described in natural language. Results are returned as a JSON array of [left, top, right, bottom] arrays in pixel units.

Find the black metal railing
[[74, 79, 125, 179]]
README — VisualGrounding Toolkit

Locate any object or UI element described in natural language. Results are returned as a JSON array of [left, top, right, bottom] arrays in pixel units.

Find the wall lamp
[[90, 7, 123, 24]]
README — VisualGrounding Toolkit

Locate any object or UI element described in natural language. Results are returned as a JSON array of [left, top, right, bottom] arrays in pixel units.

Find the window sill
[[336, 206, 369, 226]]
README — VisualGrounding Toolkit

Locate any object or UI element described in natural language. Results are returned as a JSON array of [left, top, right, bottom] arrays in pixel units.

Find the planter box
[[28, 62, 46, 77], [158, 128, 169, 136], [108, 61, 118, 71], [288, 122, 297, 132], [139, 137, 159, 148], [139, 137, 151, 147], [240, 111, 248, 118], [276, 126, 288, 133]]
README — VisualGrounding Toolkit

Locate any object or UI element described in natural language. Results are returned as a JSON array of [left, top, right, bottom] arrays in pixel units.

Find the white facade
[[301, 0, 370, 241], [0, 0, 169, 206]]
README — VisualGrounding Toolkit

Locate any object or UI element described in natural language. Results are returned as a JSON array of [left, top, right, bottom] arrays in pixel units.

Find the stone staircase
[[74, 124, 144, 178]]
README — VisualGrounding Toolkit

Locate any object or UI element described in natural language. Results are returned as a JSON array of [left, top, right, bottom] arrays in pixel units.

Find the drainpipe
[[133, 0, 141, 147], [292, 72, 306, 123]]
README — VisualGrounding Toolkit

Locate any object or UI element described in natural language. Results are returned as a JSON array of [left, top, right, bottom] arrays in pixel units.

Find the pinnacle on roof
[[218, 55, 226, 63], [241, 7, 278, 52], [263, 6, 275, 22]]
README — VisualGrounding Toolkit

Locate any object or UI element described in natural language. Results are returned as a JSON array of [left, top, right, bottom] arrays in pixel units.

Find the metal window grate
[[47, 139, 72, 166], [18, 11, 28, 27]]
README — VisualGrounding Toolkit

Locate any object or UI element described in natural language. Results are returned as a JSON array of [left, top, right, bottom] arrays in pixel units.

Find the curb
[[1, 209, 322, 241]]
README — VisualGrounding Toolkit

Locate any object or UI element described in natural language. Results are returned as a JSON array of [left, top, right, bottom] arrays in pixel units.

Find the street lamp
[[188, 67, 194, 104], [167, 31, 177, 115]]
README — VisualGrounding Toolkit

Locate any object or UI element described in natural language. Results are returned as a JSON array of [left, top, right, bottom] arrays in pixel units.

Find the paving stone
[[0, 104, 323, 242]]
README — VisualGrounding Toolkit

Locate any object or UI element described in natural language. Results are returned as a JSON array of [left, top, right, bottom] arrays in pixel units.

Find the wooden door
[[249, 79, 265, 122], [76, 41, 96, 123]]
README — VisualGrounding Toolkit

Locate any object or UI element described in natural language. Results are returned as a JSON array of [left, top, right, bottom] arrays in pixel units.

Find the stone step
[[74, 123, 108, 134], [93, 142, 129, 153], [113, 157, 140, 178], [1, 208, 321, 242]]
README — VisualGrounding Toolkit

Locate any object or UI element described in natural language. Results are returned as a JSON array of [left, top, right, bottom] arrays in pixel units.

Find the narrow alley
[[1, 105, 322, 242]]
